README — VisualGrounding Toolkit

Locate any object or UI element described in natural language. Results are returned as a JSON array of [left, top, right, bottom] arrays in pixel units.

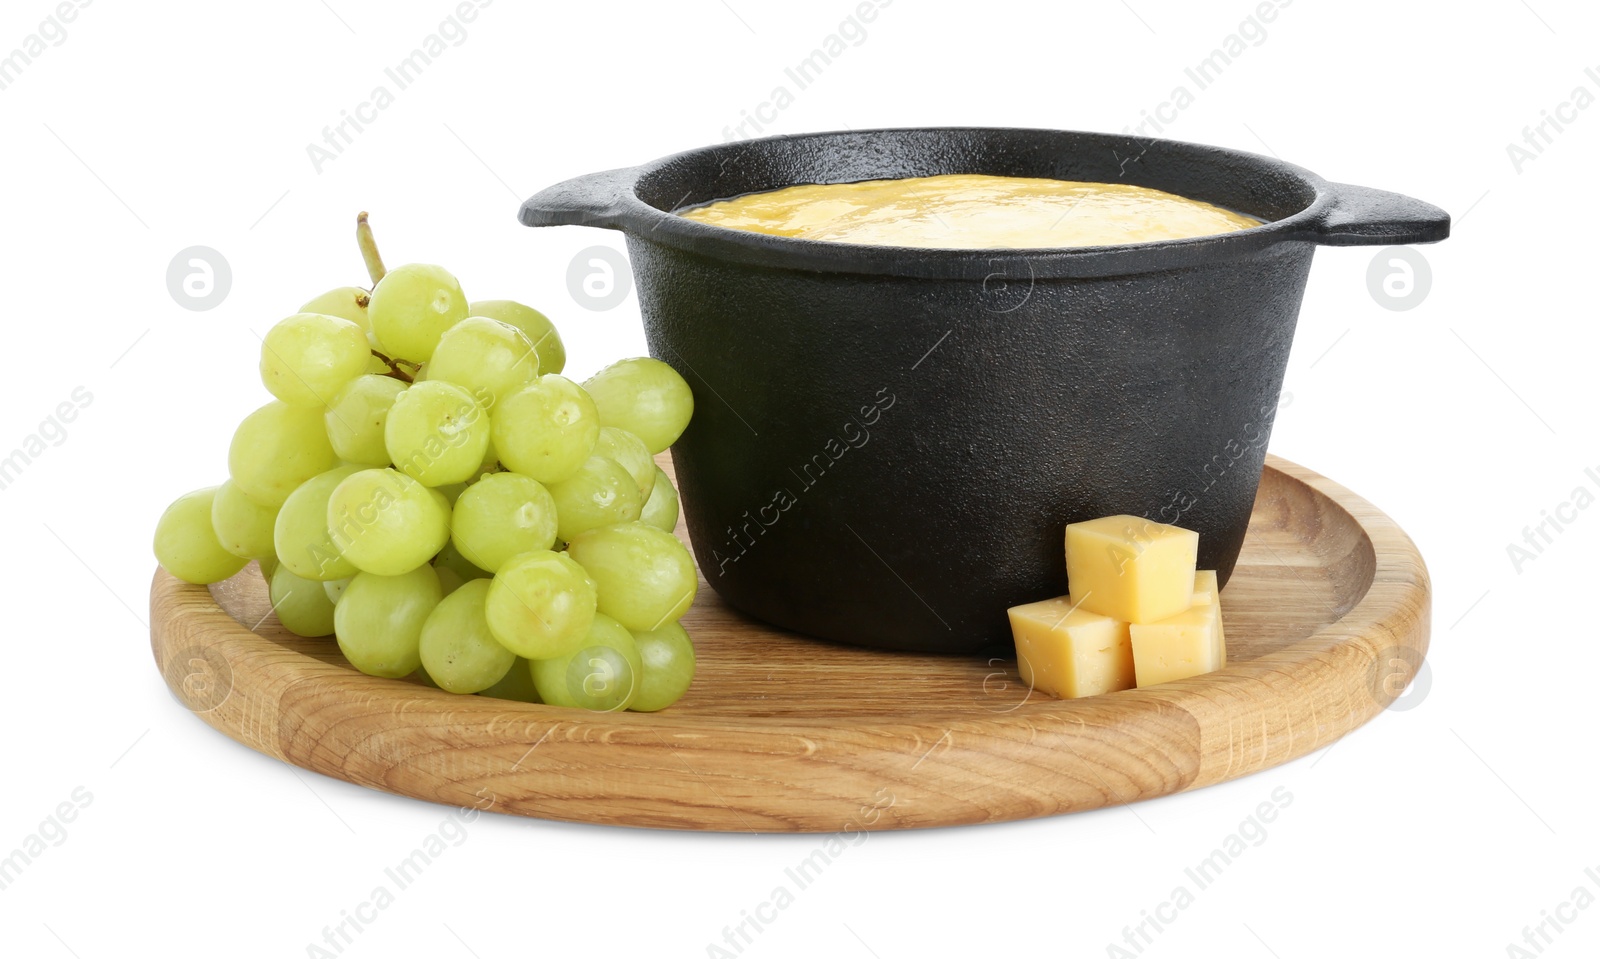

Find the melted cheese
[[679, 173, 1260, 249]]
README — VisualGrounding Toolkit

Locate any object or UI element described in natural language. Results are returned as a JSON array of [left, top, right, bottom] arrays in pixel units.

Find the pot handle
[[1294, 182, 1451, 246], [519, 167, 641, 231]]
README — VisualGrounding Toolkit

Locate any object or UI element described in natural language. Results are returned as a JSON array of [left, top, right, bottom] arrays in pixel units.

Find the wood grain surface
[[149, 454, 1429, 832]]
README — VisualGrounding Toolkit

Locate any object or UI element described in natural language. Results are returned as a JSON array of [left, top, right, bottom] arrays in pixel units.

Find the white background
[[1, 0, 1595, 956]]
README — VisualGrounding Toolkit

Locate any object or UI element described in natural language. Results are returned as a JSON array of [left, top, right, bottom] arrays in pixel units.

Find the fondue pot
[[520, 127, 1449, 654]]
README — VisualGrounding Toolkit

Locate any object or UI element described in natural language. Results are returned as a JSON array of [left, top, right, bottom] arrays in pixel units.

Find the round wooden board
[[150, 454, 1428, 832]]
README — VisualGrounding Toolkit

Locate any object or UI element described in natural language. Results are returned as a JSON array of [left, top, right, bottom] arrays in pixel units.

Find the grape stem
[[357, 212, 387, 286], [371, 350, 415, 383]]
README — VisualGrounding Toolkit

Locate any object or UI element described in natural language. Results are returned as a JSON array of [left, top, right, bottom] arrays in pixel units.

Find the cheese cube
[[1130, 605, 1223, 687], [1007, 596, 1134, 699], [1191, 569, 1226, 667], [1065, 515, 1199, 624]]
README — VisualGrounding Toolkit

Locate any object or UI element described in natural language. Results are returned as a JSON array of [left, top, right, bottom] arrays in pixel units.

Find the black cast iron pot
[[520, 127, 1449, 655]]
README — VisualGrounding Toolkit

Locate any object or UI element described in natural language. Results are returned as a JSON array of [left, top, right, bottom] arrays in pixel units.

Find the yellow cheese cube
[[1065, 515, 1199, 624], [1130, 605, 1223, 687], [1191, 569, 1227, 667], [1007, 596, 1135, 699]]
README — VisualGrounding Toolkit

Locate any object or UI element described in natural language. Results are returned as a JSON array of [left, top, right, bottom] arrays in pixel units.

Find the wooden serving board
[[149, 454, 1428, 832]]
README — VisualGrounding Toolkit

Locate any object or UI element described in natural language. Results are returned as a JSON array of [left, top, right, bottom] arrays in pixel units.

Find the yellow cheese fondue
[[678, 173, 1260, 249]]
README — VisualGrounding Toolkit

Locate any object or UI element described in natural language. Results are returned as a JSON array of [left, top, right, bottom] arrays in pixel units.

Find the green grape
[[385, 380, 490, 486], [433, 540, 492, 584], [425, 316, 539, 411], [419, 579, 516, 693], [367, 263, 468, 362], [450, 472, 558, 573], [485, 550, 597, 660], [582, 357, 693, 454], [300, 286, 383, 367], [640, 465, 680, 533], [593, 426, 655, 502], [228, 401, 340, 507], [211, 479, 279, 559], [300, 286, 371, 334], [270, 563, 337, 637], [260, 312, 371, 408], [547, 456, 642, 543], [530, 613, 641, 712], [274, 465, 363, 581], [154, 487, 249, 585], [323, 577, 352, 604], [326, 468, 450, 576], [469, 299, 565, 375], [259, 555, 280, 585], [566, 522, 697, 632], [478, 657, 541, 703], [630, 621, 696, 712], [325, 374, 406, 467], [334, 565, 442, 678], [491, 375, 599, 484]]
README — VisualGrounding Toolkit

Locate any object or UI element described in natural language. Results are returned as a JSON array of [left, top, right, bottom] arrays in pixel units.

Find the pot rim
[[521, 126, 1450, 280]]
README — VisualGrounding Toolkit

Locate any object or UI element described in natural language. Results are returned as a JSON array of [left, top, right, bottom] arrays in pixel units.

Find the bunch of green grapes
[[153, 215, 697, 712]]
